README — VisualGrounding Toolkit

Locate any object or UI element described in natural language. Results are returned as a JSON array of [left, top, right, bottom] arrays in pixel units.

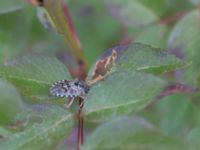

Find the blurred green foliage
[[0, 0, 200, 150]]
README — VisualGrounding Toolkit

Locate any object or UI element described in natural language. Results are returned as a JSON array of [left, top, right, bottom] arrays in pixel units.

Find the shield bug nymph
[[50, 79, 90, 108]]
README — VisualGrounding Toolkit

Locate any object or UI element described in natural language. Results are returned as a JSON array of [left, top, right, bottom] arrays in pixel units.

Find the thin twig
[[157, 83, 198, 99], [159, 11, 187, 25], [77, 98, 84, 150], [43, 0, 88, 71], [40, 1, 88, 149], [147, 83, 199, 109]]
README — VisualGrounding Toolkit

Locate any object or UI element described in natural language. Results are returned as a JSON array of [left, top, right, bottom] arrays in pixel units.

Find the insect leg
[[79, 99, 85, 110], [65, 97, 75, 108]]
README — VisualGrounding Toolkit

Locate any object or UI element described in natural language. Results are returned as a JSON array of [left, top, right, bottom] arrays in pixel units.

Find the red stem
[[157, 83, 198, 99], [159, 11, 187, 25], [41, 1, 88, 149], [77, 98, 84, 150], [77, 118, 83, 149]]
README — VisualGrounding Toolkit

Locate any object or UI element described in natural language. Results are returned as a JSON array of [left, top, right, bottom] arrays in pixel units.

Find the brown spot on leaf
[[88, 49, 117, 85]]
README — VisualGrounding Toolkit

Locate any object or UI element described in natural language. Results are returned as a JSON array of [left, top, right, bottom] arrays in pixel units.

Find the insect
[[50, 49, 118, 108], [50, 79, 90, 108]]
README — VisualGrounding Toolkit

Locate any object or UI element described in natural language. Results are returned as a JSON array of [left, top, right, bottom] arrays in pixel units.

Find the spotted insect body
[[50, 79, 90, 99]]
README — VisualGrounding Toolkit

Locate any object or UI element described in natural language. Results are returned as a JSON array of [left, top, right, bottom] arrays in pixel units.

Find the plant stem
[[157, 83, 198, 99], [43, 1, 88, 149], [43, 0, 88, 71], [159, 11, 187, 25], [77, 98, 84, 150]]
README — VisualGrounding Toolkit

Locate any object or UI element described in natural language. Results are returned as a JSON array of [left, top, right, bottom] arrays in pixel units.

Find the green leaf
[[0, 11, 28, 62], [168, 10, 200, 85], [134, 0, 165, 17], [136, 0, 193, 18], [155, 94, 196, 135], [0, 126, 12, 139], [0, 54, 71, 102], [187, 127, 200, 149], [84, 71, 166, 121], [0, 79, 22, 125], [135, 24, 168, 48], [0, 105, 73, 150], [105, 0, 158, 27], [117, 43, 183, 75], [85, 43, 183, 121], [82, 117, 189, 150], [0, 0, 24, 14], [87, 43, 184, 82]]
